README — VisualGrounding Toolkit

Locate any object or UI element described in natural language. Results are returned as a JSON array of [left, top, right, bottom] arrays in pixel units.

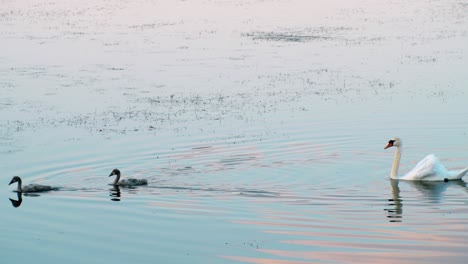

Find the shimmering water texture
[[1, 0, 468, 263]]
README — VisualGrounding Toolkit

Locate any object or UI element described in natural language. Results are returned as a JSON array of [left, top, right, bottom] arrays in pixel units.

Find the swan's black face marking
[[384, 140, 395, 149]]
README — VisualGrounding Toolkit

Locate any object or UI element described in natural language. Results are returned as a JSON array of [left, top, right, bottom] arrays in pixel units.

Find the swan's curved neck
[[16, 178, 23, 192], [113, 174, 120, 185], [391, 146, 401, 179]]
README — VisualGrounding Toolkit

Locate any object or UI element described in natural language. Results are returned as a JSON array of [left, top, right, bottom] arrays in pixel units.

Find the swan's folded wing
[[401, 154, 449, 181]]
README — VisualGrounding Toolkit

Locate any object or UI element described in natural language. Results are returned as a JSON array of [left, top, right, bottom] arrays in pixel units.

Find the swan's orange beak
[[384, 142, 393, 149]]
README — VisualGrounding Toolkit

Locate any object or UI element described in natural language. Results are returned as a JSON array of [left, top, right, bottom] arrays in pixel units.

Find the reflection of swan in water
[[385, 179, 403, 222], [385, 179, 467, 222], [9, 176, 59, 193], [384, 138, 468, 181], [9, 192, 23, 208], [108, 169, 148, 187], [109, 185, 121, 202], [405, 179, 466, 203]]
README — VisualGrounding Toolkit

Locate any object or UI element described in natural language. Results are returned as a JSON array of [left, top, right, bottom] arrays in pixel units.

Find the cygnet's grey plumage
[[108, 169, 148, 187], [9, 176, 59, 193]]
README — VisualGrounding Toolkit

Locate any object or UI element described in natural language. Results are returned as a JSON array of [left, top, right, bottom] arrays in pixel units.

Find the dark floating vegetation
[[242, 26, 387, 44], [244, 31, 332, 42], [243, 27, 354, 42], [0, 63, 463, 152]]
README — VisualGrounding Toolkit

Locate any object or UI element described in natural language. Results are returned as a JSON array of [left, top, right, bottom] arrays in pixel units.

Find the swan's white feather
[[400, 154, 467, 181], [401, 154, 445, 181]]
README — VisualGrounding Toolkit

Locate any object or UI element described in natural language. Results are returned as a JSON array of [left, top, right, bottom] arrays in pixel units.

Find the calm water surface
[[1, 0, 468, 263]]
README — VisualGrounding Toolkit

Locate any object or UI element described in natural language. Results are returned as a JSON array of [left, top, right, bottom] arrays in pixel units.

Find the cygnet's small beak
[[8, 179, 15, 185], [384, 143, 393, 149], [108, 173, 114, 177]]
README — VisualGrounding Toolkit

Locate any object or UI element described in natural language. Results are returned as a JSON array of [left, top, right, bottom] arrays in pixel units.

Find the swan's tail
[[454, 167, 468, 180], [444, 168, 468, 181], [460, 168, 468, 178]]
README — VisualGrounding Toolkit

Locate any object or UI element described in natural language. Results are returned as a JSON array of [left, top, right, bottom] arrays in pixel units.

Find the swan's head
[[109, 169, 121, 177], [384, 138, 401, 149], [9, 176, 21, 185]]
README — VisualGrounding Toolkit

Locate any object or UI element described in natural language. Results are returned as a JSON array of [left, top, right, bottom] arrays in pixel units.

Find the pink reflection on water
[[258, 248, 464, 264], [281, 239, 463, 252], [232, 219, 316, 229], [261, 223, 468, 246], [231, 211, 468, 263], [220, 255, 317, 264]]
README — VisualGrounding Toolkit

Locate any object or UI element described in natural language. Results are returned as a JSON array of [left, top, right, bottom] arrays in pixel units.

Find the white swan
[[9, 176, 59, 193], [108, 169, 148, 187], [384, 138, 468, 181]]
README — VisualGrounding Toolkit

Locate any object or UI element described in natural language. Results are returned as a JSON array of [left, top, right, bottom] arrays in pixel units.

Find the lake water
[[1, 0, 468, 263]]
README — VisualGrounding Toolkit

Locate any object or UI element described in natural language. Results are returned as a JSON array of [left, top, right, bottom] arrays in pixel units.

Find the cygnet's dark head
[[9, 176, 21, 185], [109, 169, 121, 177]]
